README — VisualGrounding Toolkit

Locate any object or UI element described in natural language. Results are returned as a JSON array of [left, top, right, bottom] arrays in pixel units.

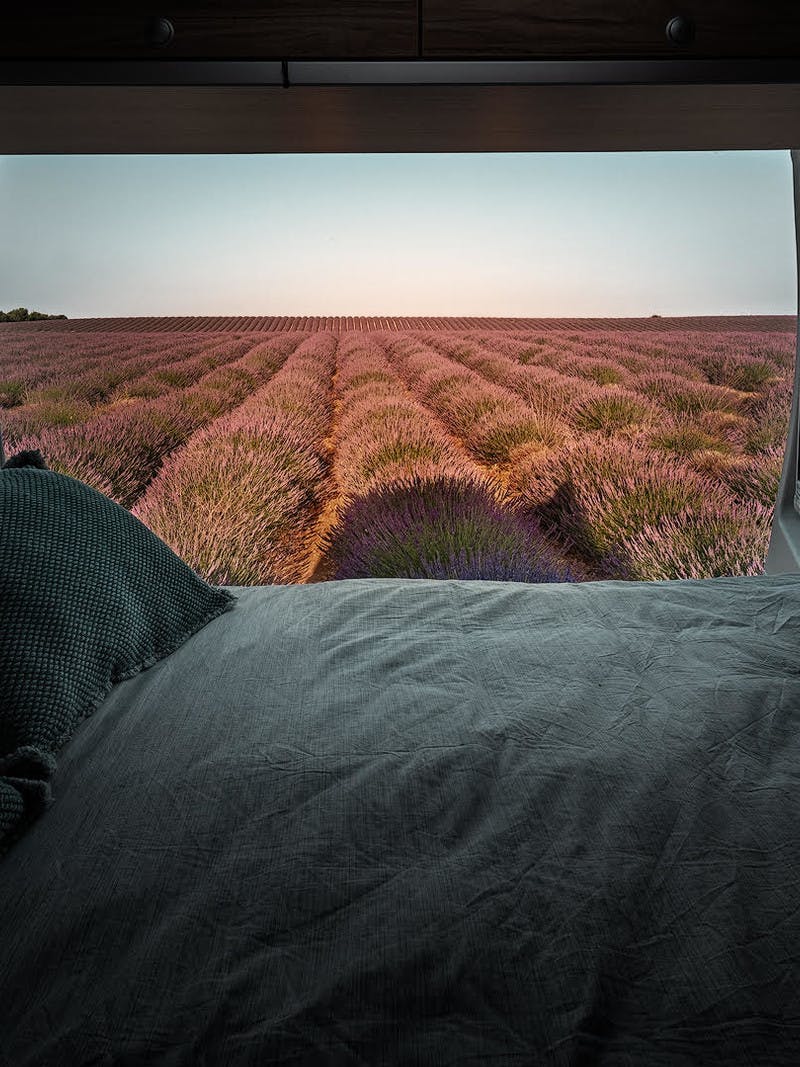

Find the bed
[[4, 8, 800, 1061], [2, 573, 800, 1065]]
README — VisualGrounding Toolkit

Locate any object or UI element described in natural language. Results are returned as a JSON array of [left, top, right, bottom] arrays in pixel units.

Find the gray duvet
[[1, 575, 800, 1065]]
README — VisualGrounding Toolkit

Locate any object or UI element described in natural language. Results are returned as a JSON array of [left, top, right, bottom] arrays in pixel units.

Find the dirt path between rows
[[303, 357, 343, 583]]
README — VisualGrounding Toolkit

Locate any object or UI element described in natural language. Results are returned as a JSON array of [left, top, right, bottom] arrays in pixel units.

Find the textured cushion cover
[[0, 465, 236, 856]]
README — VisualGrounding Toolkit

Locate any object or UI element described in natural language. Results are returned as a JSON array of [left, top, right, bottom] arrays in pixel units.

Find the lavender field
[[0, 318, 795, 585]]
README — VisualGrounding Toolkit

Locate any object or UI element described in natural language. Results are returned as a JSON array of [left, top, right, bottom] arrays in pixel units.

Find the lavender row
[[331, 334, 492, 499], [0, 333, 254, 434], [0, 332, 216, 403], [422, 332, 744, 438], [479, 328, 794, 462], [419, 332, 790, 575], [485, 328, 795, 385], [507, 434, 774, 579], [13, 335, 303, 507], [132, 333, 338, 585], [385, 334, 574, 467]]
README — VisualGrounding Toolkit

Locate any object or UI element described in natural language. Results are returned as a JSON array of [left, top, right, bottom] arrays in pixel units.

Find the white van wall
[[765, 147, 800, 574]]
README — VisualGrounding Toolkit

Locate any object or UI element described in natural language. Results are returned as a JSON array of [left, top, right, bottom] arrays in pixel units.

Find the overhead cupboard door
[[0, 1, 419, 60], [421, 0, 800, 58]]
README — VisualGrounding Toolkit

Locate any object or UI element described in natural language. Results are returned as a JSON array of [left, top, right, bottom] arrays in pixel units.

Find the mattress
[[1, 575, 800, 1065]]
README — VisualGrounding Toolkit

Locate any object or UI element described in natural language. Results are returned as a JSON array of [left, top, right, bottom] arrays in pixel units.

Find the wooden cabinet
[[421, 1, 800, 59], [2, 2, 800, 62], [0, 2, 419, 60]]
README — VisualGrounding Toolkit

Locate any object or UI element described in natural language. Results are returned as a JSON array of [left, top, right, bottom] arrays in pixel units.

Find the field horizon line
[[0, 313, 796, 336]]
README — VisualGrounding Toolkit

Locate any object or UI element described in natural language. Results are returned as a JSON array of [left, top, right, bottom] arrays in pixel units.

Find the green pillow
[[0, 453, 236, 857]]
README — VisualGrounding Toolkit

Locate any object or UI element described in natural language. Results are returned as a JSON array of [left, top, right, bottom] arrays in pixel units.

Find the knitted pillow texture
[[0, 456, 236, 856]]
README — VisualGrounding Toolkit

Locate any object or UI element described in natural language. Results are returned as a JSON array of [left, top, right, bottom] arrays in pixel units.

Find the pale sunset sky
[[0, 151, 795, 318]]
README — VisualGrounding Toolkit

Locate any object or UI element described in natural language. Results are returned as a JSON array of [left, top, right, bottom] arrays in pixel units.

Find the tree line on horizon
[[0, 308, 67, 322]]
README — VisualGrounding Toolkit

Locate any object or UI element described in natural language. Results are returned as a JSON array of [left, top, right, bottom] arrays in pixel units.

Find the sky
[[0, 151, 796, 318]]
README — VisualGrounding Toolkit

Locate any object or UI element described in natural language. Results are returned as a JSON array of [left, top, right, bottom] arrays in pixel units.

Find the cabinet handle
[[666, 15, 694, 45], [149, 17, 175, 48]]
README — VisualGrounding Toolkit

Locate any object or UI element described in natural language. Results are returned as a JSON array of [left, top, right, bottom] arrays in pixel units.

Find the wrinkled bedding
[[1, 575, 800, 1065]]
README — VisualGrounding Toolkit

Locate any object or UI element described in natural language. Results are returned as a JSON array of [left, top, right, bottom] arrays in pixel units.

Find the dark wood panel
[[422, 1, 800, 58], [2, 84, 800, 153], [0, 3, 418, 60]]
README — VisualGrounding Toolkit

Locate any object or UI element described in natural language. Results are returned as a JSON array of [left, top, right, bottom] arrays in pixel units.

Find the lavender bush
[[328, 475, 578, 582], [510, 435, 740, 565], [606, 500, 773, 580]]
